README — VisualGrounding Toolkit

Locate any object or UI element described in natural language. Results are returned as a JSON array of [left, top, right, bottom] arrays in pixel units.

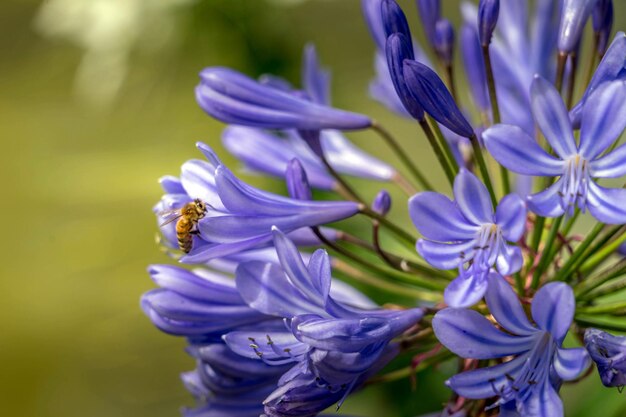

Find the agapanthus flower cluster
[[143, 1, 626, 416]]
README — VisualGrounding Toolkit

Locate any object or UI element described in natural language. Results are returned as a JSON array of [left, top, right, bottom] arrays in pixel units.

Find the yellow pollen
[[490, 224, 498, 233]]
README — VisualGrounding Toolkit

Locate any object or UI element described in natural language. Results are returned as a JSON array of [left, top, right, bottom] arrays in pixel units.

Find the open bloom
[[434, 275, 590, 417], [154, 142, 358, 263], [484, 76, 626, 223], [584, 328, 626, 388], [409, 169, 526, 307], [225, 228, 423, 416]]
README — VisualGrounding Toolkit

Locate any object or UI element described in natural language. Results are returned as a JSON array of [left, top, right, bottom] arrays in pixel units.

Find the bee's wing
[[158, 209, 183, 227]]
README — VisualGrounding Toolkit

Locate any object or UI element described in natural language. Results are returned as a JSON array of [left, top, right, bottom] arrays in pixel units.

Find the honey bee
[[159, 198, 208, 253]]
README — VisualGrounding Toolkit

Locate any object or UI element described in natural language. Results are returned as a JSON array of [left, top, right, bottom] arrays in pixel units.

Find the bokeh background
[[2, 0, 625, 416]]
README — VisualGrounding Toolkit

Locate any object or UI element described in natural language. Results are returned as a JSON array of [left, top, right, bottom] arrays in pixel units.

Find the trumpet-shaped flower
[[409, 169, 526, 307], [195, 67, 371, 131], [484, 76, 626, 223], [434, 276, 590, 417], [154, 142, 359, 263], [224, 228, 423, 415], [221, 46, 395, 189], [584, 328, 626, 388]]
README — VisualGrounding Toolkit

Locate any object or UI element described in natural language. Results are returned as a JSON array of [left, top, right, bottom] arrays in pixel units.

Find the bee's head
[[194, 198, 207, 214]]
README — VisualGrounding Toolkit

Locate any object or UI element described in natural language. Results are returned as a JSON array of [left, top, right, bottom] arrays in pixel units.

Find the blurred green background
[[1, 0, 625, 416]]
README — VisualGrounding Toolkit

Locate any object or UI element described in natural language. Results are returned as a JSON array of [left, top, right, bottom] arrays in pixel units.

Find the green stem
[[575, 258, 626, 298], [579, 228, 626, 276], [469, 134, 497, 207], [577, 301, 626, 315], [360, 208, 417, 249], [331, 258, 441, 301], [419, 119, 455, 186], [555, 52, 568, 93], [483, 41, 510, 198], [553, 223, 605, 282], [312, 227, 444, 291], [371, 122, 434, 191], [366, 349, 454, 385], [429, 117, 460, 175], [575, 315, 626, 333], [582, 275, 626, 300], [532, 216, 563, 289], [530, 216, 546, 256], [482, 45, 501, 124]]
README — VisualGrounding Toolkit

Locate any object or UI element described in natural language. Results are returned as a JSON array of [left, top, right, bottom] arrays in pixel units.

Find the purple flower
[[593, 0, 614, 55], [386, 32, 426, 120], [584, 328, 626, 388], [220, 44, 395, 188], [462, 0, 561, 136], [484, 76, 626, 223], [372, 189, 392, 216], [195, 67, 371, 131], [402, 59, 474, 138], [141, 264, 278, 343], [409, 169, 526, 307], [224, 228, 423, 415], [558, 0, 599, 53], [570, 32, 626, 128], [181, 343, 287, 417], [154, 142, 357, 262], [460, 24, 489, 113], [478, 0, 500, 46], [434, 19, 455, 65], [434, 276, 590, 417], [415, 0, 441, 47]]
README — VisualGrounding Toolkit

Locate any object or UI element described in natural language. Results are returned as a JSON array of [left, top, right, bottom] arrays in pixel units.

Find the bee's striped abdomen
[[176, 218, 194, 254]]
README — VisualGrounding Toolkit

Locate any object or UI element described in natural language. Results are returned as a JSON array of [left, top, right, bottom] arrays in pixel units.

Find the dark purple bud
[[362, 0, 386, 51], [386, 33, 425, 120], [558, 0, 599, 53], [584, 328, 626, 388], [381, 0, 414, 52], [478, 0, 500, 46], [402, 59, 474, 137], [434, 19, 455, 65], [196, 67, 371, 131], [415, 0, 441, 46], [372, 190, 392, 216], [460, 24, 489, 112], [286, 159, 312, 201], [593, 0, 614, 55]]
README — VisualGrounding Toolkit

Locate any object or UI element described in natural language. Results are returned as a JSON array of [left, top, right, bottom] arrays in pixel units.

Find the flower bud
[[593, 0, 614, 55], [386, 33, 425, 121], [196, 67, 371, 131], [584, 328, 626, 388], [478, 0, 499, 46], [372, 190, 392, 216], [434, 19, 455, 65], [381, 0, 413, 48], [416, 0, 441, 46], [402, 59, 474, 137], [558, 0, 599, 54], [286, 159, 312, 201]]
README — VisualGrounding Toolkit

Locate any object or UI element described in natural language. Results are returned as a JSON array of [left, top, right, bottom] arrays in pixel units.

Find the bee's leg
[[189, 230, 201, 235]]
